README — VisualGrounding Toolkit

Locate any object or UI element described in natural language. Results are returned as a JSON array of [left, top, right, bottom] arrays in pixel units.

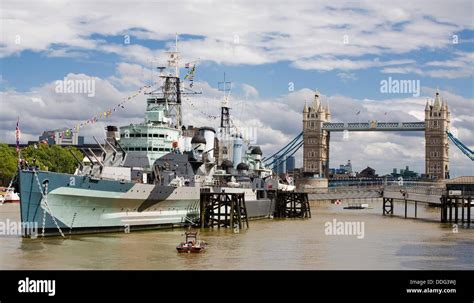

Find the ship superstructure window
[[153, 148, 158, 151], [159, 148, 164, 151], [153, 134, 158, 137], [129, 134, 135, 137], [141, 147, 146, 151], [159, 134, 165, 138]]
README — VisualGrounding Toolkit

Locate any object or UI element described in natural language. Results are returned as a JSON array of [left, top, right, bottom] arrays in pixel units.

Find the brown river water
[[0, 199, 473, 270]]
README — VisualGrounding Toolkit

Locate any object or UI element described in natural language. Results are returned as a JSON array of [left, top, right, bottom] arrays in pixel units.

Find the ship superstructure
[[17, 37, 281, 236]]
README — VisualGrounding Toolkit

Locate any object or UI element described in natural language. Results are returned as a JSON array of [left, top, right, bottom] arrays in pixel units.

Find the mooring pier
[[440, 177, 473, 224], [199, 192, 249, 229], [382, 184, 444, 219], [382, 177, 473, 224], [274, 192, 311, 218], [303, 177, 473, 224]]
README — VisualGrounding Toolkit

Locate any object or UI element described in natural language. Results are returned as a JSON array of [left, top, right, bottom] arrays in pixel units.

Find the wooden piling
[[200, 192, 249, 229], [274, 192, 311, 218], [449, 199, 453, 223], [468, 197, 471, 225], [455, 198, 458, 224], [404, 199, 407, 218], [383, 198, 393, 215]]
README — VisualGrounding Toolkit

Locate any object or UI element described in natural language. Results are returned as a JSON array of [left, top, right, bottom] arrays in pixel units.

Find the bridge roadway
[[322, 121, 426, 132], [308, 187, 382, 201], [307, 183, 444, 204], [382, 185, 443, 204]]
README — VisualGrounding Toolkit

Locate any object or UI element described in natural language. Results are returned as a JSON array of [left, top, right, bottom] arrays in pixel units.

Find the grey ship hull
[[18, 170, 274, 236]]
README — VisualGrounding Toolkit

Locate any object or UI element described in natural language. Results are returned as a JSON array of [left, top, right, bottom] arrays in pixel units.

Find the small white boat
[[1, 188, 20, 203], [278, 182, 296, 191], [344, 202, 372, 210]]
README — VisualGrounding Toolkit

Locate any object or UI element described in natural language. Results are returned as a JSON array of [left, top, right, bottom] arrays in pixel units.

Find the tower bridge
[[263, 90, 472, 183], [302, 90, 451, 180]]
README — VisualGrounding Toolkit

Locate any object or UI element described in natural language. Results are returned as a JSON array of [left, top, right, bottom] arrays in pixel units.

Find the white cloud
[[1, 0, 473, 76], [30, 97, 45, 107], [240, 83, 259, 98], [108, 62, 153, 89], [292, 58, 415, 71], [381, 67, 425, 75], [381, 52, 474, 79], [337, 72, 358, 82]]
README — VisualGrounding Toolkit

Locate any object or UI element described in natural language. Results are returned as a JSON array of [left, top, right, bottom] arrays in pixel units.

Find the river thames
[[0, 200, 473, 270]]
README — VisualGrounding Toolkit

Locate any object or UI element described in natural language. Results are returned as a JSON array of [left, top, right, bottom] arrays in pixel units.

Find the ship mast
[[144, 34, 201, 130], [219, 72, 232, 136], [218, 73, 233, 164], [175, 35, 179, 78], [143, 34, 182, 129]]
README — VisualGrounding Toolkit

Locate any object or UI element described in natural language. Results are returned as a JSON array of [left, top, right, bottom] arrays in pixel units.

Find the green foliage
[[0, 143, 83, 185], [20, 144, 83, 174], [0, 143, 18, 184]]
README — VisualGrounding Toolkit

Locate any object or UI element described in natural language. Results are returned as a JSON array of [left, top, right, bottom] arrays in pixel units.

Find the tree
[[21, 144, 83, 174], [0, 143, 84, 186], [0, 143, 18, 185]]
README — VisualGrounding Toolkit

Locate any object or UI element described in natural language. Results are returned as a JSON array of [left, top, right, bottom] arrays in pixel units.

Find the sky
[[0, 0, 473, 176]]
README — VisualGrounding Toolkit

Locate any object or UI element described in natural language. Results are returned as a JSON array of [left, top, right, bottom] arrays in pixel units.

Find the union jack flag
[[15, 117, 20, 153]]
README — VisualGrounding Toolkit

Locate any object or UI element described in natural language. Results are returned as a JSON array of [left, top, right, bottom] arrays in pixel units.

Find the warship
[[18, 41, 281, 236]]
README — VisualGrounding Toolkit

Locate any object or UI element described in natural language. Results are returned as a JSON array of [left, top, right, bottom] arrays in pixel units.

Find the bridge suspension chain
[[263, 132, 303, 163], [271, 140, 304, 169], [447, 131, 473, 161], [268, 139, 304, 168]]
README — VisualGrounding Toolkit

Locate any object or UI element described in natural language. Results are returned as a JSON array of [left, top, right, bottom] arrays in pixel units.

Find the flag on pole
[[184, 65, 195, 79], [356, 110, 361, 115], [15, 117, 20, 153]]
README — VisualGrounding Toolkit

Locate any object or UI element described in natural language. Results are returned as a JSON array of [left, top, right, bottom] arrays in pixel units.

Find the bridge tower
[[303, 91, 331, 177], [425, 90, 450, 180]]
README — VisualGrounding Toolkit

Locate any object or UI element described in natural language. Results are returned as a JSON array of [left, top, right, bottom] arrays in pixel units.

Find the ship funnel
[[221, 159, 234, 174], [199, 127, 216, 162], [106, 125, 120, 145], [191, 134, 206, 161], [250, 146, 263, 169], [232, 135, 243, 168]]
